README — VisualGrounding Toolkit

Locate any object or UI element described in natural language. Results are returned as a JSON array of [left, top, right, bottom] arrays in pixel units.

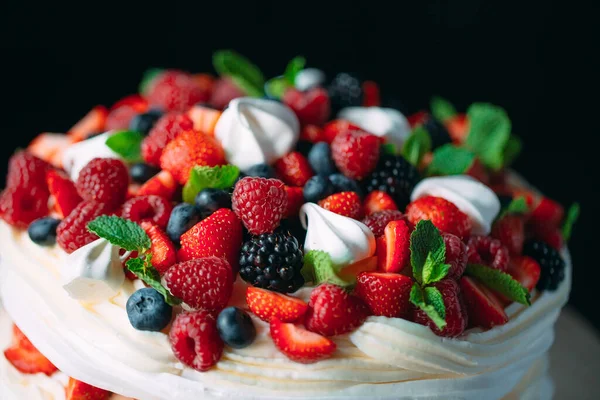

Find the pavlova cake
[[0, 51, 578, 400]]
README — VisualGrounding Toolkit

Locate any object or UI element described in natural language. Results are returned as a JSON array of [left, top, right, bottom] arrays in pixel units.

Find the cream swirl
[[337, 107, 411, 149], [295, 68, 326, 91], [62, 132, 123, 181]]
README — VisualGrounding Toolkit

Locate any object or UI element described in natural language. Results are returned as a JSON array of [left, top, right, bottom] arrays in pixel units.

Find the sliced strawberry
[[3, 325, 57, 375], [138, 170, 178, 200], [376, 219, 411, 274], [187, 104, 222, 136], [491, 214, 525, 256], [67, 106, 108, 143], [140, 222, 177, 276], [322, 119, 363, 144], [338, 255, 378, 282], [355, 272, 413, 318], [274, 152, 314, 187], [444, 113, 469, 144], [66, 378, 110, 400], [363, 190, 397, 216], [106, 94, 149, 131], [284, 186, 304, 218], [46, 170, 82, 218], [506, 256, 541, 294], [460, 276, 508, 330], [530, 197, 564, 229], [318, 191, 363, 219], [270, 318, 336, 364], [246, 287, 308, 323], [27, 133, 72, 168], [412, 279, 467, 337], [299, 124, 326, 143]]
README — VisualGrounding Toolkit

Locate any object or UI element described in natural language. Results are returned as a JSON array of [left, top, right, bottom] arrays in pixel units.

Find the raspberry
[[169, 310, 223, 372], [75, 158, 129, 209], [331, 130, 380, 180], [232, 177, 288, 235], [164, 257, 234, 311], [0, 186, 49, 228], [412, 279, 467, 337], [56, 201, 113, 253], [141, 113, 194, 166], [121, 195, 173, 229], [443, 232, 468, 280], [146, 70, 209, 112], [466, 235, 510, 272], [6, 151, 51, 190], [361, 210, 407, 237]]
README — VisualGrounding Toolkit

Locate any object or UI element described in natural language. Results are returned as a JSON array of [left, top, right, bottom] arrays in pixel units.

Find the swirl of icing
[[294, 68, 326, 91], [62, 132, 123, 181], [338, 106, 411, 149]]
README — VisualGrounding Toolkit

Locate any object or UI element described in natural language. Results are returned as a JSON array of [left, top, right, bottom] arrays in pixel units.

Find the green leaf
[[497, 196, 529, 220], [126, 257, 181, 306], [105, 131, 143, 162], [410, 220, 447, 284], [503, 135, 522, 166], [284, 56, 306, 85], [423, 286, 446, 319], [427, 144, 476, 176], [182, 165, 240, 204], [301, 250, 352, 288], [466, 264, 531, 305], [139, 68, 164, 96], [562, 203, 580, 242], [87, 216, 151, 252], [465, 103, 512, 171], [402, 126, 431, 167], [264, 76, 290, 100], [422, 252, 451, 285], [213, 50, 265, 97], [430, 96, 457, 122], [381, 143, 397, 156], [410, 284, 447, 330]]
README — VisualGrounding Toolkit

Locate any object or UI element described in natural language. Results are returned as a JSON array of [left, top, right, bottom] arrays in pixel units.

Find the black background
[[1, 2, 597, 329]]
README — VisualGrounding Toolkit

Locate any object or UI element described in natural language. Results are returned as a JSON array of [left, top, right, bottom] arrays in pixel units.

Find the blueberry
[[216, 307, 257, 349], [129, 162, 161, 184], [329, 173, 363, 197], [166, 203, 200, 244], [308, 142, 338, 176], [195, 188, 232, 218], [126, 288, 172, 332], [303, 175, 335, 203], [245, 163, 276, 179], [129, 109, 163, 135], [27, 217, 60, 246]]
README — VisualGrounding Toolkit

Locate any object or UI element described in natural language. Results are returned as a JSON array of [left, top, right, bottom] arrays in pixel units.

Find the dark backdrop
[[1, 1, 597, 329]]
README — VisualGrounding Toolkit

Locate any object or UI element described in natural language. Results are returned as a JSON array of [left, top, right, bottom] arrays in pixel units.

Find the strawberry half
[[46, 170, 82, 218], [322, 119, 363, 144], [246, 287, 308, 323], [506, 256, 541, 295], [27, 133, 72, 168], [363, 190, 398, 216], [138, 170, 178, 201], [3, 325, 57, 375], [376, 219, 411, 274], [460, 276, 508, 330], [270, 318, 336, 364], [318, 191, 363, 220], [66, 378, 110, 400], [140, 222, 177, 276], [355, 272, 413, 318], [67, 106, 108, 143]]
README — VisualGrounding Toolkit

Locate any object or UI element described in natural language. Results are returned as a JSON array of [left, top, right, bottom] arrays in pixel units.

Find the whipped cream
[[61, 239, 125, 303], [295, 68, 326, 91], [300, 203, 375, 266], [62, 132, 123, 181], [338, 107, 411, 149], [411, 175, 501, 235], [214, 98, 300, 171]]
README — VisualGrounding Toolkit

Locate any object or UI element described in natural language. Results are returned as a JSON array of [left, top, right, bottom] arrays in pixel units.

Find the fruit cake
[[0, 51, 578, 400]]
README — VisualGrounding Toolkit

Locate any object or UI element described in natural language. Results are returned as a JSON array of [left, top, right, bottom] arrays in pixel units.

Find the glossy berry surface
[[245, 163, 276, 179], [27, 217, 60, 246], [363, 154, 420, 209], [126, 288, 172, 332], [412, 278, 467, 338], [75, 158, 129, 208], [130, 162, 161, 184], [523, 240, 566, 291], [216, 307, 257, 349], [232, 177, 287, 235], [141, 113, 194, 166], [303, 175, 335, 203], [195, 188, 232, 218], [56, 201, 112, 254], [121, 195, 173, 229], [166, 203, 200, 244], [129, 109, 163, 135], [308, 142, 337, 176]]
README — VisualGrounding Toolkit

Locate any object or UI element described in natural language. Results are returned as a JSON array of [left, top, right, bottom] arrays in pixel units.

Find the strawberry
[[331, 130, 380, 180], [209, 77, 246, 109], [282, 87, 331, 126], [505, 256, 541, 294], [187, 104, 222, 136], [140, 222, 177, 276], [179, 208, 243, 272], [376, 219, 411, 274], [530, 197, 564, 229], [318, 191, 363, 220], [460, 276, 508, 330], [232, 177, 288, 235], [3, 325, 57, 375], [66, 378, 110, 400], [355, 272, 413, 318], [121, 195, 173, 229], [159, 130, 226, 185], [76, 158, 129, 209], [491, 214, 525, 256], [465, 158, 490, 185], [274, 152, 314, 187], [299, 124, 326, 143], [361, 81, 380, 107], [146, 70, 209, 112], [246, 287, 308, 323], [444, 113, 469, 144], [46, 170, 82, 218], [304, 283, 370, 336], [363, 190, 397, 216], [141, 113, 195, 167], [361, 210, 407, 237], [412, 278, 467, 337], [285, 186, 305, 218], [338, 255, 378, 282], [466, 235, 510, 272], [164, 257, 233, 311], [270, 318, 336, 364], [192, 73, 215, 95], [138, 170, 178, 200], [27, 133, 72, 168], [106, 94, 148, 131], [322, 119, 362, 144], [443, 232, 468, 280], [531, 226, 564, 251], [407, 111, 428, 128], [169, 310, 223, 371], [406, 196, 472, 239], [67, 105, 108, 143]]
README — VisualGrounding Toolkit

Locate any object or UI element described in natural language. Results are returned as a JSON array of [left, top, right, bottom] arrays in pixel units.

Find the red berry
[[318, 191, 363, 220], [460, 276, 508, 330], [284, 186, 305, 218], [322, 119, 362, 144], [443, 232, 468, 280], [75, 158, 129, 209], [491, 214, 525, 256], [246, 287, 308, 323], [0, 186, 49, 228], [331, 130, 380, 180], [138, 170, 178, 201], [505, 256, 541, 295], [187, 104, 222, 136], [304, 283, 370, 336], [530, 197, 564, 229], [140, 222, 177, 276], [6, 151, 51, 190], [169, 310, 223, 372], [355, 272, 413, 318], [445, 113, 469, 144], [412, 279, 467, 337], [46, 170, 82, 218], [106, 94, 148, 131], [164, 257, 233, 311], [465, 158, 490, 185], [466, 235, 510, 272], [361, 210, 407, 237], [209, 77, 246, 109], [67, 106, 108, 143], [56, 201, 113, 253], [3, 325, 57, 376], [531, 226, 564, 251], [274, 152, 314, 187], [407, 111, 428, 128], [270, 318, 336, 364], [376, 219, 411, 274], [141, 113, 194, 166], [406, 196, 472, 239], [361, 81, 380, 107], [27, 133, 71, 169], [121, 195, 173, 229], [66, 378, 110, 400], [146, 70, 209, 112], [232, 177, 288, 235], [363, 190, 398, 216], [299, 124, 326, 143], [282, 87, 331, 126]]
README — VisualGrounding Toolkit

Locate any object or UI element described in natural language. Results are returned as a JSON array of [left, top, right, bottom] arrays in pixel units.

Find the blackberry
[[523, 240, 566, 291], [327, 72, 363, 113], [239, 231, 304, 294], [423, 117, 452, 150], [362, 154, 420, 209]]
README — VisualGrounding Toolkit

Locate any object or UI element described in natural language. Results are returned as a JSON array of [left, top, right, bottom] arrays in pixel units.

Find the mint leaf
[[213, 50, 265, 97], [503, 135, 522, 166], [427, 144, 476, 176], [301, 250, 352, 288], [87, 216, 151, 252], [430, 96, 457, 122], [410, 220, 447, 284], [402, 126, 431, 167], [139, 68, 163, 96], [422, 253, 451, 285], [284, 56, 306, 85], [105, 131, 143, 162], [182, 165, 240, 204], [562, 203, 580, 242], [126, 257, 181, 306], [423, 286, 446, 319], [410, 284, 447, 330], [381, 143, 397, 156], [466, 264, 530, 305], [264, 76, 290, 100], [466, 103, 511, 171]]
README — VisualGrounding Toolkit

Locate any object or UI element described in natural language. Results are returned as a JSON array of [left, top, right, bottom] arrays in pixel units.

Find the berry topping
[[363, 154, 420, 209], [318, 191, 362, 219], [146, 70, 209, 112], [327, 72, 363, 112], [491, 214, 525, 256], [239, 231, 304, 293], [376, 219, 411, 274], [141, 113, 194, 166], [195, 188, 232, 219], [245, 163, 277, 179], [331, 130, 380, 180], [121, 195, 173, 229], [0, 186, 49, 228], [270, 318, 336, 364], [361, 210, 407, 237], [406, 196, 472, 239], [56, 201, 113, 253], [460, 276, 508, 330], [126, 287, 173, 332], [187, 104, 222, 136], [322, 119, 362, 144], [232, 177, 288, 235], [304, 283, 370, 336], [300, 124, 326, 143], [505, 256, 541, 294], [67, 105, 108, 143], [6, 151, 51, 190], [140, 222, 177, 275], [164, 257, 234, 311], [216, 307, 257, 349], [274, 152, 314, 187], [363, 190, 398, 216], [530, 196, 564, 229], [443, 232, 468, 280], [129, 109, 163, 136], [303, 175, 335, 203], [66, 378, 110, 400], [412, 278, 467, 338], [3, 325, 57, 375], [46, 170, 81, 218], [138, 170, 178, 200], [166, 203, 200, 245], [130, 162, 161, 184], [106, 94, 149, 131], [466, 235, 510, 272], [523, 240, 566, 291], [209, 77, 246, 109], [328, 173, 363, 197], [27, 217, 60, 246], [75, 158, 129, 209], [169, 310, 223, 372], [355, 272, 413, 318], [282, 87, 331, 126], [246, 286, 308, 323], [307, 142, 337, 176]]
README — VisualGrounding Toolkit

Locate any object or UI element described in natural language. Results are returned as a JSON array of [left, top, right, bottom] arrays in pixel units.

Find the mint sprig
[[427, 144, 476, 176], [264, 76, 289, 99], [381, 143, 397, 156], [430, 96, 457, 123], [410, 284, 446, 330], [126, 257, 181, 306], [182, 165, 240, 204], [105, 131, 143, 162], [465, 264, 530, 305], [562, 203, 580, 242], [402, 125, 431, 167], [465, 103, 512, 171], [301, 250, 352, 288], [284, 56, 306, 85], [213, 50, 265, 97]]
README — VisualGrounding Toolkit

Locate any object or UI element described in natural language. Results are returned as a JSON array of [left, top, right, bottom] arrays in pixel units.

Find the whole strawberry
[[363, 190, 398, 216], [282, 87, 331, 126], [355, 272, 413, 318], [443, 232, 468, 280], [412, 278, 467, 337], [331, 130, 380, 180], [141, 113, 194, 166], [140, 222, 177, 276], [146, 70, 209, 112], [274, 152, 314, 187], [75, 158, 129, 209], [56, 201, 113, 253], [232, 177, 288, 235], [318, 191, 363, 220], [406, 196, 472, 239]]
